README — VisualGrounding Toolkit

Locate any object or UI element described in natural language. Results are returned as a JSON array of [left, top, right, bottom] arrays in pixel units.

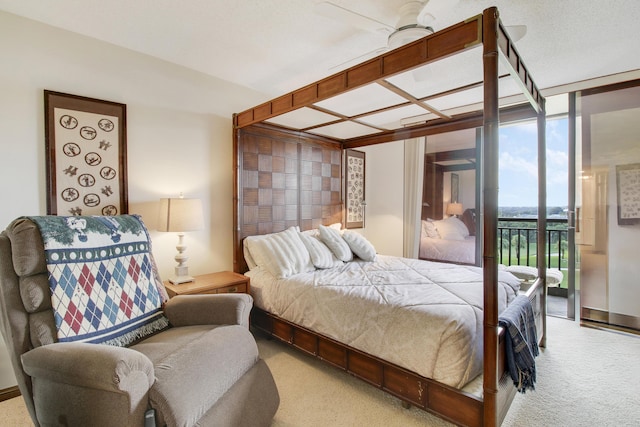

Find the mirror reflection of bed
[[420, 128, 480, 265], [420, 208, 477, 264]]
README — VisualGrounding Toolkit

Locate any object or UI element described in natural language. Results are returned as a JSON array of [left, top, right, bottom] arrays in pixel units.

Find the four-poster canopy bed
[[233, 7, 547, 427]]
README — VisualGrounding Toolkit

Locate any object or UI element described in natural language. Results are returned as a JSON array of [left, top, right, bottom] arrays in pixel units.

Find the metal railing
[[498, 217, 568, 270]]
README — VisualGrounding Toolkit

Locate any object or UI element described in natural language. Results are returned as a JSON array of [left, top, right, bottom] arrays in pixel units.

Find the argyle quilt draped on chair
[[30, 215, 169, 346]]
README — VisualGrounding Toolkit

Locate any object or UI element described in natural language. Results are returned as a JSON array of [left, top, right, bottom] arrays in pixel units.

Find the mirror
[[419, 128, 480, 265]]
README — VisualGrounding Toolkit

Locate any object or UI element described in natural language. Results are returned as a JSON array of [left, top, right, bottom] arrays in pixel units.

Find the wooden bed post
[[232, 115, 240, 274], [482, 7, 500, 427]]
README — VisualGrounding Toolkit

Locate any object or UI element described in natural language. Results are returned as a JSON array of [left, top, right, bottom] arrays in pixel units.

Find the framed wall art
[[616, 163, 640, 225], [345, 149, 365, 229], [451, 173, 459, 203], [44, 90, 128, 216]]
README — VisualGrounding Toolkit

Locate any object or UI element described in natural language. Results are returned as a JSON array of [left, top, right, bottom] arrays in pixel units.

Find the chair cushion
[[132, 324, 259, 427], [505, 265, 564, 286]]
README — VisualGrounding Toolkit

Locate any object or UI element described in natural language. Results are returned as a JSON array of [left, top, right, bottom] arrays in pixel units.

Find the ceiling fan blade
[[416, 0, 456, 27], [505, 24, 527, 42], [314, 1, 395, 34]]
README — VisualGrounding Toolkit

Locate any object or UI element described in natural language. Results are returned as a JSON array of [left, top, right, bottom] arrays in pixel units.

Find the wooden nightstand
[[163, 271, 249, 298]]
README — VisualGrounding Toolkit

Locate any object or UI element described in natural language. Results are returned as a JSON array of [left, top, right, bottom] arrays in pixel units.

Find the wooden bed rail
[[252, 278, 544, 427], [251, 307, 483, 426]]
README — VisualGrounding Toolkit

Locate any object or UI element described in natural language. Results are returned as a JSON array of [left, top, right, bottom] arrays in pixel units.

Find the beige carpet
[[2, 316, 639, 426]]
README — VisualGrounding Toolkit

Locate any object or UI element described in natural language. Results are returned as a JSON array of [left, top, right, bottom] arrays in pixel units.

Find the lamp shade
[[446, 202, 464, 216], [158, 198, 204, 232]]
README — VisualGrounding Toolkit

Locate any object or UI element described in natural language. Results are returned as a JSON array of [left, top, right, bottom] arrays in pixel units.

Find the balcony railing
[[498, 217, 568, 271]]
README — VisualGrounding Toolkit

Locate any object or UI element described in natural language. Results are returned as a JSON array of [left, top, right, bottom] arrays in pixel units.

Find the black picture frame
[[44, 90, 128, 215]]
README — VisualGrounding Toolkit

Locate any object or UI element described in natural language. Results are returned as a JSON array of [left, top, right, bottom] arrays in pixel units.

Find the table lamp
[[158, 196, 204, 284], [446, 202, 463, 217]]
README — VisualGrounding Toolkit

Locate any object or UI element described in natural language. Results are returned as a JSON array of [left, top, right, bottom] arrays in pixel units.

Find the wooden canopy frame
[[233, 7, 547, 426]]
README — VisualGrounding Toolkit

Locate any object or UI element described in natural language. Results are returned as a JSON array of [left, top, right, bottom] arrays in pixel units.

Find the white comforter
[[247, 255, 521, 388], [419, 235, 476, 264]]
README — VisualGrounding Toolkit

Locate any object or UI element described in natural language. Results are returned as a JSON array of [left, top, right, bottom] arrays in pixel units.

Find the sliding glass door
[[575, 80, 640, 331]]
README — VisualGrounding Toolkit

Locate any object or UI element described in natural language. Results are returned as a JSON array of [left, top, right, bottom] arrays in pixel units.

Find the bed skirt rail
[[253, 279, 543, 426], [252, 307, 486, 426]]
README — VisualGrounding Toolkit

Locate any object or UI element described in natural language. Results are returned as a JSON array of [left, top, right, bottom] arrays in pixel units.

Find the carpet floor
[[1, 316, 639, 426]]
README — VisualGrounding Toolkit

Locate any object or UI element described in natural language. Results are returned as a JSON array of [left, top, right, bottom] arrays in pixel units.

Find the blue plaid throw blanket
[[30, 215, 169, 346], [498, 294, 539, 393]]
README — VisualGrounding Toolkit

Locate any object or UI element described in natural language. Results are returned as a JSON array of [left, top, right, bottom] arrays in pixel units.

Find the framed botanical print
[[451, 173, 459, 203], [345, 149, 365, 229], [616, 163, 640, 225], [44, 90, 128, 215]]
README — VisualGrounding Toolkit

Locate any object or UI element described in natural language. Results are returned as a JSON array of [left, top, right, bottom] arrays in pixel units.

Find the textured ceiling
[[1, 0, 639, 100]]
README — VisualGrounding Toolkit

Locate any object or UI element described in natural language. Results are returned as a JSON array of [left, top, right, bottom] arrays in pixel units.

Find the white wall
[[360, 141, 404, 256], [0, 11, 265, 389]]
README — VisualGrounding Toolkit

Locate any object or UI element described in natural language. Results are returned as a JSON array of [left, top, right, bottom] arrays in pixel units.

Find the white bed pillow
[[446, 216, 470, 237], [246, 227, 315, 278], [342, 231, 377, 261], [243, 239, 258, 270], [318, 225, 353, 262], [421, 220, 439, 238], [299, 232, 343, 269], [301, 228, 320, 238], [433, 219, 465, 241], [243, 233, 272, 270]]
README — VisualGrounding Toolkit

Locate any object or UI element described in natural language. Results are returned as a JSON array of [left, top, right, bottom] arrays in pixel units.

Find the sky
[[498, 117, 568, 207]]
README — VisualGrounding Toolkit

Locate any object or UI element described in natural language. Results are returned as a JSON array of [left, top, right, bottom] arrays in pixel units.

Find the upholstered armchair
[[0, 216, 279, 427]]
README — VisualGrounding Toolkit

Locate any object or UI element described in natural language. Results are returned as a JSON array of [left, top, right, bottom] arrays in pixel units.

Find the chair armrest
[[21, 342, 154, 394], [21, 342, 155, 426], [163, 293, 253, 328]]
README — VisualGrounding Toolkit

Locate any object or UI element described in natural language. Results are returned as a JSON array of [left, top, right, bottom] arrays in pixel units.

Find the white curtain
[[403, 137, 426, 258]]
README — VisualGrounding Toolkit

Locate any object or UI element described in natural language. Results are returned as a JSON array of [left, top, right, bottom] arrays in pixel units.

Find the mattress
[[246, 254, 520, 388]]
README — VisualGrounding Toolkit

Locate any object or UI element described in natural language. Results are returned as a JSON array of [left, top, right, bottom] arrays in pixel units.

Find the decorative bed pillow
[[318, 225, 353, 262], [421, 220, 439, 238], [299, 232, 343, 269], [243, 239, 258, 270], [246, 227, 315, 278], [301, 228, 320, 238], [447, 216, 470, 237], [433, 219, 465, 241], [342, 231, 376, 261]]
